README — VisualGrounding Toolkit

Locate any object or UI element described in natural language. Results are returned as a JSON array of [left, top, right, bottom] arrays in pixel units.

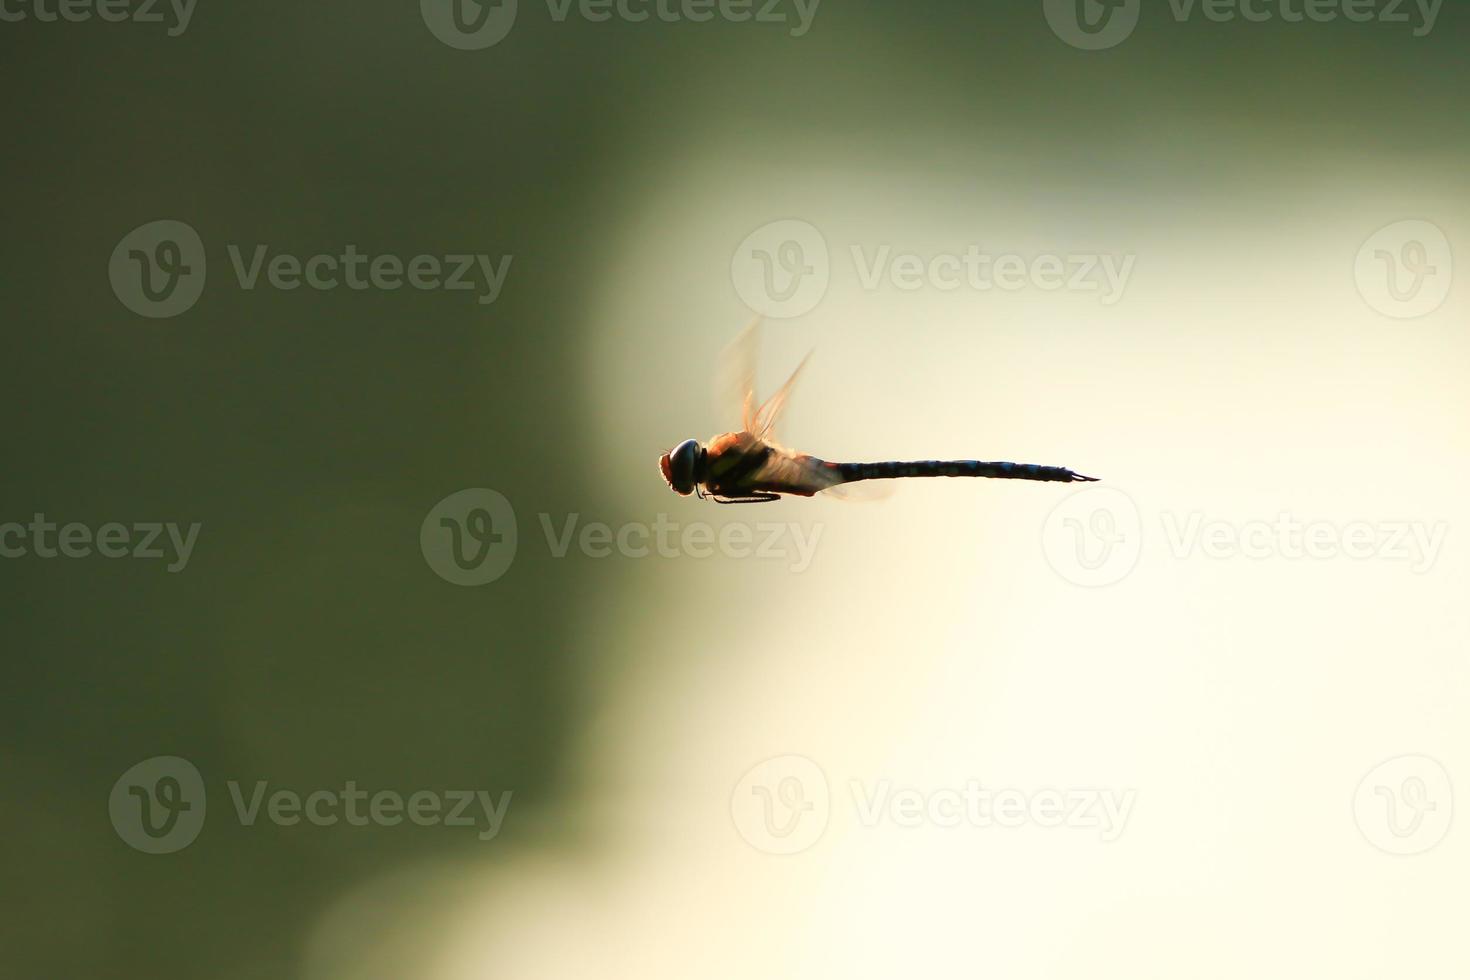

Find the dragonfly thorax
[[659, 438, 707, 496]]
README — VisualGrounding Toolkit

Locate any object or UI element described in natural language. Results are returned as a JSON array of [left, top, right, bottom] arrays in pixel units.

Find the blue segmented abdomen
[[833, 459, 1094, 484]]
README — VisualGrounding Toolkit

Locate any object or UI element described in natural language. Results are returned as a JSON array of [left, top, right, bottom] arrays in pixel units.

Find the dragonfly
[[659, 322, 1098, 503]]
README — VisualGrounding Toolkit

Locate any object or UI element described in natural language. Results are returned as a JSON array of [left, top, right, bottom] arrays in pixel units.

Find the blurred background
[[2, 1, 1467, 977]]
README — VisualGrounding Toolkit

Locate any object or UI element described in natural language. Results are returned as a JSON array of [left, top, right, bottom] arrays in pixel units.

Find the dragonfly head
[[659, 438, 705, 496]]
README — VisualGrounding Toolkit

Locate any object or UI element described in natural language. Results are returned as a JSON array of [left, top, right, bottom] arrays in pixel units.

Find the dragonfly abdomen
[[834, 459, 1096, 484]]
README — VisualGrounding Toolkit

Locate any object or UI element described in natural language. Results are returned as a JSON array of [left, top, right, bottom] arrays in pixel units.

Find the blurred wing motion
[[715, 316, 760, 434], [815, 471, 895, 502], [716, 317, 809, 443]]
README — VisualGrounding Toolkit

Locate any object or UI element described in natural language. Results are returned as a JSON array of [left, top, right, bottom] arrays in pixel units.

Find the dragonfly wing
[[752, 349, 811, 442], [752, 450, 845, 496], [715, 315, 762, 433], [819, 479, 895, 502], [715, 317, 812, 441]]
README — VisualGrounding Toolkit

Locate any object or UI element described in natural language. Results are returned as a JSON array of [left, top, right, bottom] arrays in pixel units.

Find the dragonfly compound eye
[[662, 438, 700, 495]]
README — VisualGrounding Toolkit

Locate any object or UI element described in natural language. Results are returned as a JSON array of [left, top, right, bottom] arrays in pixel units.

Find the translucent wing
[[713, 317, 810, 442], [751, 350, 810, 443], [749, 447, 847, 496], [715, 316, 762, 434], [820, 479, 895, 502]]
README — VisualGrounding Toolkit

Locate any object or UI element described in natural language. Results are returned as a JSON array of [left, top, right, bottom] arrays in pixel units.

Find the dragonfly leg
[[711, 492, 781, 504]]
